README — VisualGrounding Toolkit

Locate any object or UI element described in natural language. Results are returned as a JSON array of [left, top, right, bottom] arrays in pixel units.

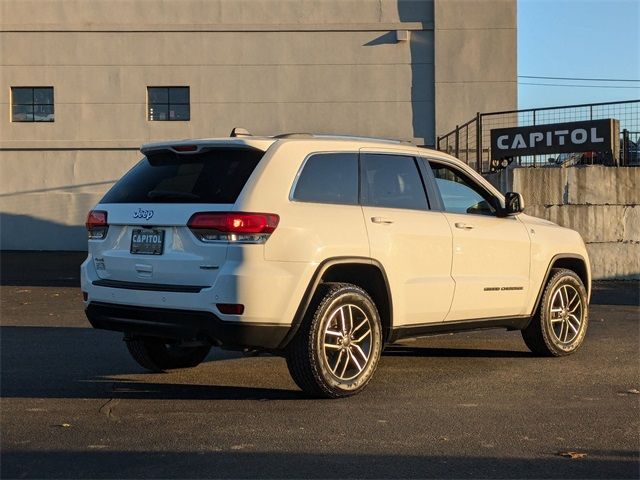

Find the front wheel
[[286, 283, 383, 398], [125, 337, 211, 372], [522, 268, 589, 356]]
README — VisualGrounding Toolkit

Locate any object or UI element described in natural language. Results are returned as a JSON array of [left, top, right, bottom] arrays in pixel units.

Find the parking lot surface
[[1, 252, 639, 479]]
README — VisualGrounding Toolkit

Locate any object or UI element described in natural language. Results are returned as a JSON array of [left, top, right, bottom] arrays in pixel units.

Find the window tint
[[292, 153, 358, 205], [147, 86, 190, 121], [101, 148, 263, 204], [11, 87, 54, 122], [361, 154, 428, 210], [430, 162, 496, 216]]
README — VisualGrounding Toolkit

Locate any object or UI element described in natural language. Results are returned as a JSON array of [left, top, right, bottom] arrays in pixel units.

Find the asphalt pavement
[[1, 252, 639, 479]]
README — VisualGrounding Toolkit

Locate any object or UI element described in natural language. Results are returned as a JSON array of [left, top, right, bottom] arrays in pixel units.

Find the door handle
[[454, 222, 474, 230], [371, 217, 394, 224]]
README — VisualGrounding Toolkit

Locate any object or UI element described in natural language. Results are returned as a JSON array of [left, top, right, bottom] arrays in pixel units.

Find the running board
[[388, 315, 531, 343]]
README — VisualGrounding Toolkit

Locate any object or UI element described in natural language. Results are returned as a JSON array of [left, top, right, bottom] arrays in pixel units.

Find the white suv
[[81, 131, 591, 398]]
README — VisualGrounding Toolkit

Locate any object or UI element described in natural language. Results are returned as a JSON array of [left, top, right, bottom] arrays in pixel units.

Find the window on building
[[292, 153, 359, 205], [361, 154, 429, 210], [147, 87, 190, 121], [11, 87, 54, 122]]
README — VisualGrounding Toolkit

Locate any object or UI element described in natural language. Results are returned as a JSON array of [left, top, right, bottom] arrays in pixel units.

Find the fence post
[[465, 125, 469, 164], [533, 110, 537, 168], [475, 112, 482, 173], [622, 129, 629, 166], [454, 126, 459, 158]]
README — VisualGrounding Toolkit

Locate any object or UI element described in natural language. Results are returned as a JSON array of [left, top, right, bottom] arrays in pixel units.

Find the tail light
[[187, 212, 279, 244], [86, 210, 109, 240]]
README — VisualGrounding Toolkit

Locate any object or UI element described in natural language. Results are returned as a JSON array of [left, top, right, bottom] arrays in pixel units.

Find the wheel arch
[[278, 257, 393, 349], [531, 253, 591, 318]]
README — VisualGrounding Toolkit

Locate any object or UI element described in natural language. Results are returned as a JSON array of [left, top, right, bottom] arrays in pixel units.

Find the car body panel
[[442, 213, 531, 320]]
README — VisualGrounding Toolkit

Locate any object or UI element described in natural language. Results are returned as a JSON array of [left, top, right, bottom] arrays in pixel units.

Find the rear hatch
[[88, 143, 267, 288]]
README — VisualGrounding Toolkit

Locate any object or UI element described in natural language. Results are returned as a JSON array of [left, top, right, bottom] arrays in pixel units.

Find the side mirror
[[504, 192, 525, 215]]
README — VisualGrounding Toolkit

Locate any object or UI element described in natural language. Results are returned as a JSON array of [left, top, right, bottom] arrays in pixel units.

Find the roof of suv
[[140, 133, 422, 155], [138, 134, 494, 190]]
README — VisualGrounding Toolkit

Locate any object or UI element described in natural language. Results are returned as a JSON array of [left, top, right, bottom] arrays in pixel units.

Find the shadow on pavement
[[591, 281, 640, 306], [1, 325, 538, 401], [2, 450, 638, 479], [0, 325, 301, 401], [0, 250, 86, 287]]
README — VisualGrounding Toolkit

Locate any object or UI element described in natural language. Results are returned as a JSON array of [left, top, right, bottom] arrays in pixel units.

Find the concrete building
[[0, 0, 517, 250]]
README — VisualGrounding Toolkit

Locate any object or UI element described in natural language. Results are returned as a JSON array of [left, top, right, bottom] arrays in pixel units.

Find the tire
[[285, 282, 383, 398], [522, 268, 589, 356], [125, 337, 211, 372]]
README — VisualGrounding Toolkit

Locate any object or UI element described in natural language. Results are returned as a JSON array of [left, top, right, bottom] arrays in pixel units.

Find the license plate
[[130, 229, 164, 255]]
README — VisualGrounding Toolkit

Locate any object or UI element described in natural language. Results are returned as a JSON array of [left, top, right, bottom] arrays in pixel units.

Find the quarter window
[[361, 154, 428, 210], [11, 87, 54, 122], [292, 153, 359, 205], [429, 161, 496, 216], [147, 87, 190, 121]]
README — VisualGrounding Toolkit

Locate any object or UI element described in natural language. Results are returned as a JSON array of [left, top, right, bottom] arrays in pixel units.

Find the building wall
[[433, 0, 517, 138], [511, 166, 640, 280], [0, 0, 516, 251]]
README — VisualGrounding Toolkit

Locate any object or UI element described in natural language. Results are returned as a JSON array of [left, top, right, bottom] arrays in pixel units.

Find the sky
[[518, 0, 640, 109]]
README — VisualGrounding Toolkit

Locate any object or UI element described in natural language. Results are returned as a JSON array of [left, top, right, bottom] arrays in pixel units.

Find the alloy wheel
[[549, 284, 583, 344], [322, 304, 373, 381]]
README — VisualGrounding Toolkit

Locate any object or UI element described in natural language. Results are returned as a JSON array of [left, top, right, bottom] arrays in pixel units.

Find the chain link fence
[[437, 100, 640, 174]]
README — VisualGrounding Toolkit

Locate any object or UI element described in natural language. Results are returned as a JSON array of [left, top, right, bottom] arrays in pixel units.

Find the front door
[[427, 160, 531, 321]]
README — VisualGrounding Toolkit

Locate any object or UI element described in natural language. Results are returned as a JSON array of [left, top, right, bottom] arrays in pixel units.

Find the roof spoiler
[[230, 127, 252, 137]]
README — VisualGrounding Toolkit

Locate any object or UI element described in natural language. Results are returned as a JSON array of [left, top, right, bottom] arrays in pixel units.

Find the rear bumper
[[85, 302, 289, 350]]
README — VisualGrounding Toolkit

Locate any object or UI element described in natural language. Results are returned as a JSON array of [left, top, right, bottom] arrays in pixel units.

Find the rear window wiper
[[147, 190, 201, 200]]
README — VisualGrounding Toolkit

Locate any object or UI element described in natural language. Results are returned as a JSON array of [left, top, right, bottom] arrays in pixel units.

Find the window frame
[[10, 86, 54, 123], [424, 157, 502, 216], [146, 86, 190, 122], [289, 151, 361, 206], [359, 152, 432, 211]]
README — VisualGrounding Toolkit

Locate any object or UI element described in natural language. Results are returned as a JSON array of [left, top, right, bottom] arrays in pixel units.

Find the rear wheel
[[522, 268, 589, 356], [125, 337, 211, 372], [286, 283, 383, 398]]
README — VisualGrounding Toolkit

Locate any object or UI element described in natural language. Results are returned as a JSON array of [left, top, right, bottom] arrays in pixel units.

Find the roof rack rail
[[273, 132, 414, 144], [314, 134, 414, 145], [273, 133, 314, 139]]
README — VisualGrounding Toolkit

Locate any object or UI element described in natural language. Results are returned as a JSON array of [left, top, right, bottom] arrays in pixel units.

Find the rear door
[[425, 159, 531, 320], [360, 151, 454, 326], [90, 146, 264, 287]]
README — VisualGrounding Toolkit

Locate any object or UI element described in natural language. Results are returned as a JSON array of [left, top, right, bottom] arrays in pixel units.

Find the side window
[[429, 161, 496, 216], [292, 153, 358, 205], [361, 154, 428, 210]]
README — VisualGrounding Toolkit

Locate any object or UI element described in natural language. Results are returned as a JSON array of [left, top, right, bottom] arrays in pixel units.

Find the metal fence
[[436, 99, 640, 174]]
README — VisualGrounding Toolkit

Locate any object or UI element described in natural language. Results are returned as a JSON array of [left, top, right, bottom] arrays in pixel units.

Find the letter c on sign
[[497, 135, 509, 149]]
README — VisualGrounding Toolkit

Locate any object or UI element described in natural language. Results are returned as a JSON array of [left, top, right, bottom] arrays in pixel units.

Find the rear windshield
[[101, 147, 264, 204]]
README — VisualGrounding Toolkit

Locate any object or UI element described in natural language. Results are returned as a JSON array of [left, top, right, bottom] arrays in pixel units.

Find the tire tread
[[522, 268, 588, 357], [286, 282, 380, 398]]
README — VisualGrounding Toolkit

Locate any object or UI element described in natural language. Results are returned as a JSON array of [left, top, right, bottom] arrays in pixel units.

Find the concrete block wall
[[511, 166, 640, 280]]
